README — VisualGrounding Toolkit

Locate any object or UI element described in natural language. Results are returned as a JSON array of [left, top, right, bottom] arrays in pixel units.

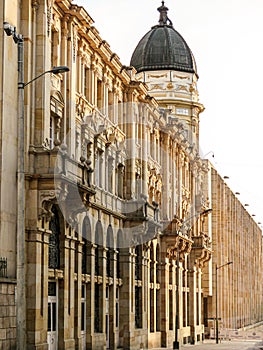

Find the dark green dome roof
[[130, 2, 197, 74]]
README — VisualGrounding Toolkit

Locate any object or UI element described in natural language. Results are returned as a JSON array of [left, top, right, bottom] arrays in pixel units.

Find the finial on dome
[[157, 1, 173, 26]]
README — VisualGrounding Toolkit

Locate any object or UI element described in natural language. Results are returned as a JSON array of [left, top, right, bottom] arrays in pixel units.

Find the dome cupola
[[130, 1, 197, 74]]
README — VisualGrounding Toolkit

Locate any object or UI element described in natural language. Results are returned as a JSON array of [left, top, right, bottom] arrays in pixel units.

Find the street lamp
[[215, 261, 233, 344], [173, 208, 212, 349], [24, 65, 69, 87], [3, 21, 69, 349]]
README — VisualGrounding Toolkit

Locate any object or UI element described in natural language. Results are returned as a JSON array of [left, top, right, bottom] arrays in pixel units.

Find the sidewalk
[[151, 339, 263, 350]]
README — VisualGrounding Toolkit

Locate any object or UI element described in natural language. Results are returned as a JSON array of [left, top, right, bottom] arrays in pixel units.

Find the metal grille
[[0, 257, 7, 277], [48, 207, 60, 269]]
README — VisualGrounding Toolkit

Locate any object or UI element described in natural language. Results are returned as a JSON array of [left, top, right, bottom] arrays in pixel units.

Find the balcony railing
[[124, 199, 159, 222], [192, 234, 211, 249]]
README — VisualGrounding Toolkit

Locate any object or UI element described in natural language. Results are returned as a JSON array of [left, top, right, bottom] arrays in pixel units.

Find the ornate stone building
[[0, 1, 262, 350]]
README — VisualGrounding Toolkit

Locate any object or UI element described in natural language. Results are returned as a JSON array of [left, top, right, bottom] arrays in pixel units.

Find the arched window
[[48, 205, 60, 269], [106, 226, 114, 277], [82, 216, 92, 275], [135, 245, 142, 281], [116, 230, 123, 278], [156, 243, 160, 284], [94, 221, 103, 333], [95, 221, 103, 276], [150, 242, 154, 283]]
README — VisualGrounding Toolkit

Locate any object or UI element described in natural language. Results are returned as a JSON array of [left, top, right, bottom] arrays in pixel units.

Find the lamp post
[[4, 21, 69, 349], [215, 261, 233, 344], [173, 208, 212, 349]]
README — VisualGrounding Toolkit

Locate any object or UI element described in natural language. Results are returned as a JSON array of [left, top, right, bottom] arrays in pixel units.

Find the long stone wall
[[209, 166, 263, 331], [0, 279, 16, 349]]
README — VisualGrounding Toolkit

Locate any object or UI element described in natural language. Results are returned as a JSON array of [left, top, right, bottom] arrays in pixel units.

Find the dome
[[130, 2, 197, 74]]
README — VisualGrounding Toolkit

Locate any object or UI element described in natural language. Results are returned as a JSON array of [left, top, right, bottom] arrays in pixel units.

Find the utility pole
[[3, 22, 26, 349]]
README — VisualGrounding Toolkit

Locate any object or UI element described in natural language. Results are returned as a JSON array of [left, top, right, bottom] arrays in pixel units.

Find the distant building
[[207, 164, 263, 336], [0, 1, 262, 349]]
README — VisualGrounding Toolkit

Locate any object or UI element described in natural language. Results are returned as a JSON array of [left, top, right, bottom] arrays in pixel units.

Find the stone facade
[[0, 279, 16, 350], [0, 1, 262, 349], [207, 166, 263, 337]]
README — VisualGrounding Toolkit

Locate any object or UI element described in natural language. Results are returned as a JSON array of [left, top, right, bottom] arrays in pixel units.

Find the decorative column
[[118, 248, 133, 349], [26, 226, 49, 349], [178, 151, 184, 218], [100, 246, 108, 348], [124, 92, 136, 199], [142, 246, 149, 347], [141, 118, 148, 197], [58, 234, 73, 349], [26, 189, 58, 349], [74, 236, 83, 349], [161, 133, 170, 220], [189, 241, 212, 344], [160, 242, 169, 347], [86, 243, 95, 348], [188, 266, 197, 344], [109, 249, 117, 349]]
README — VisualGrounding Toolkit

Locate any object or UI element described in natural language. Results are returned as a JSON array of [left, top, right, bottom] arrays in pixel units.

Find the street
[[152, 340, 263, 350], [151, 324, 263, 350], [181, 340, 263, 350]]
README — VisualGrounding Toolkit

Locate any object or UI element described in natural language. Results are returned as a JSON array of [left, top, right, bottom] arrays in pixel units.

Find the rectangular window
[[150, 289, 154, 332], [183, 292, 186, 327], [176, 108, 189, 115], [48, 282, 56, 296], [116, 287, 119, 328], [81, 302, 85, 331], [52, 303, 57, 331], [116, 301, 119, 328], [196, 292, 199, 325], [84, 68, 90, 99], [80, 285, 86, 332], [203, 297, 208, 327], [97, 80, 103, 109], [156, 289, 160, 331], [94, 284, 102, 332], [135, 286, 142, 328], [169, 289, 173, 330], [48, 303, 51, 332]]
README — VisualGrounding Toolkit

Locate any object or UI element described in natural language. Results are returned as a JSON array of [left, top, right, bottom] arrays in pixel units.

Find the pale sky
[[74, 0, 263, 226]]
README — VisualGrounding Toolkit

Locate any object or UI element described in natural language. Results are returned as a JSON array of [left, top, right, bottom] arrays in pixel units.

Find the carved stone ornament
[[192, 247, 212, 268], [165, 234, 192, 262], [148, 73, 167, 79], [55, 181, 69, 202], [32, 0, 40, 11], [73, 25, 77, 63], [38, 190, 57, 222], [46, 0, 53, 37]]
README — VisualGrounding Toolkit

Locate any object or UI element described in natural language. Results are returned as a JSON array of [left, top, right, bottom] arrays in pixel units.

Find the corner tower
[[130, 1, 204, 149]]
